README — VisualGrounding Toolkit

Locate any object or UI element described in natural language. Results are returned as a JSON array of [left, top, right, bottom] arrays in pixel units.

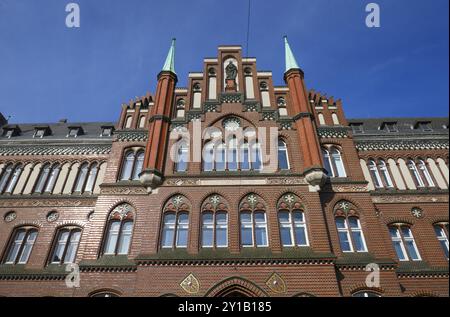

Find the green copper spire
[[162, 38, 176, 74], [284, 36, 300, 73]]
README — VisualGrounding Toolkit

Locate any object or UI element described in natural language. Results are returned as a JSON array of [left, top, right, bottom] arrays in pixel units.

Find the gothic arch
[[205, 277, 268, 297]]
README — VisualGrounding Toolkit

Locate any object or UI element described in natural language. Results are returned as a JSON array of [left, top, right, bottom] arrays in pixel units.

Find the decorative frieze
[[317, 127, 349, 139], [220, 92, 243, 104], [355, 139, 449, 151], [115, 130, 148, 142], [372, 195, 448, 204], [100, 185, 148, 195], [0, 144, 111, 156], [0, 198, 97, 208]]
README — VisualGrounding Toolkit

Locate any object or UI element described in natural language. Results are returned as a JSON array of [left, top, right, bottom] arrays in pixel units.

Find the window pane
[[5, 166, 22, 193], [240, 145, 250, 171], [351, 231, 366, 252], [44, 166, 60, 193], [215, 212, 227, 224], [175, 146, 188, 173], [240, 212, 252, 223], [294, 226, 308, 246], [176, 227, 188, 248], [202, 227, 214, 248], [5, 230, 26, 264], [405, 240, 420, 260], [203, 144, 214, 172], [252, 144, 262, 171], [132, 152, 145, 180], [228, 146, 238, 171], [18, 231, 37, 264], [52, 230, 70, 263], [278, 211, 290, 223], [120, 152, 135, 180], [278, 141, 289, 170], [332, 149, 346, 177], [393, 240, 407, 261], [104, 221, 120, 254], [84, 164, 98, 193], [64, 231, 81, 263], [389, 227, 400, 238], [254, 212, 266, 223], [255, 226, 268, 246], [215, 145, 226, 171], [162, 213, 176, 248], [348, 217, 360, 229], [280, 226, 293, 246], [338, 232, 352, 252], [216, 226, 228, 248], [439, 240, 449, 259], [401, 227, 413, 238], [35, 165, 50, 193], [117, 222, 133, 255], [74, 164, 89, 192], [335, 217, 346, 229], [322, 150, 333, 177], [293, 211, 304, 223]]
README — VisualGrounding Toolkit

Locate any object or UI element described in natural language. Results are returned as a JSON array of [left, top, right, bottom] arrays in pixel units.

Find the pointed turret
[[282, 36, 326, 191], [284, 36, 300, 73], [162, 38, 176, 74], [140, 38, 178, 190]]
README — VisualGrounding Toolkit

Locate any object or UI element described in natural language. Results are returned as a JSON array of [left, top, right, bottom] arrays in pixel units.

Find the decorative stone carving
[[355, 139, 449, 151], [334, 200, 359, 217], [266, 273, 286, 294], [110, 204, 134, 221], [240, 193, 265, 211], [266, 177, 306, 185], [223, 117, 241, 132], [0, 199, 96, 208], [165, 179, 200, 186], [317, 127, 349, 139], [411, 207, 424, 219], [331, 184, 369, 193], [4, 211, 17, 223], [180, 274, 200, 294], [46, 211, 59, 223], [0, 144, 111, 156], [277, 193, 304, 211], [164, 195, 191, 213], [101, 186, 148, 195], [372, 195, 448, 204], [115, 130, 148, 142]]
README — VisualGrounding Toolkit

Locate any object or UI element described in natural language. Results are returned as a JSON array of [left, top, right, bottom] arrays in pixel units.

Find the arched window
[[1, 164, 23, 194], [176, 212, 189, 248], [215, 143, 226, 172], [138, 116, 146, 128], [322, 147, 346, 177], [203, 142, 215, 172], [103, 204, 134, 256], [227, 137, 238, 171], [50, 227, 82, 264], [0, 164, 14, 193], [331, 148, 346, 177], [84, 163, 98, 193], [125, 116, 132, 129], [278, 139, 290, 170], [318, 113, 326, 126], [201, 195, 229, 248], [251, 143, 262, 171], [4, 227, 38, 264], [74, 163, 89, 193], [389, 225, 421, 261], [331, 113, 340, 125], [277, 194, 309, 247], [239, 194, 268, 247], [378, 160, 394, 188], [368, 160, 383, 188], [434, 223, 449, 259], [175, 141, 189, 173], [119, 149, 145, 181], [336, 217, 367, 252], [34, 163, 52, 193], [161, 196, 191, 249], [334, 201, 367, 253], [408, 160, 425, 188], [44, 164, 61, 193], [418, 160, 435, 187], [240, 141, 251, 171]]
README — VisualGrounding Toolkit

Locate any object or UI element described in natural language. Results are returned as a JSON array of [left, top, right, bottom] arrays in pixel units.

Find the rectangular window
[[240, 213, 253, 247]]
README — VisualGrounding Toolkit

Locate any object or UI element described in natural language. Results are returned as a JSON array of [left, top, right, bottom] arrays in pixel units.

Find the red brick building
[[0, 38, 448, 297]]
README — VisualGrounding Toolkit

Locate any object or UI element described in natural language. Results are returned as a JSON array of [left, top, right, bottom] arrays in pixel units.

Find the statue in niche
[[225, 61, 238, 92]]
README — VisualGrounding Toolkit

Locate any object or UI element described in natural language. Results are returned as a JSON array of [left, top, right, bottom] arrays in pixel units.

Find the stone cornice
[[317, 126, 350, 139]]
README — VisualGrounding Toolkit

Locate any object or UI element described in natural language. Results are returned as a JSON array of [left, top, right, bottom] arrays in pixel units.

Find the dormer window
[[381, 122, 398, 133], [67, 126, 83, 138], [416, 121, 433, 132], [101, 126, 114, 137], [2, 126, 20, 138], [350, 123, 364, 134], [33, 126, 51, 138]]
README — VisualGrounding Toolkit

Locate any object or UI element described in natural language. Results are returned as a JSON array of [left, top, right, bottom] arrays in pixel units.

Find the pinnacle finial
[[162, 38, 176, 74], [284, 35, 300, 73]]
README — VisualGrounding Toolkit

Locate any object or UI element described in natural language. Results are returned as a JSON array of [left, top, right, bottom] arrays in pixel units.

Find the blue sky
[[0, 0, 448, 123]]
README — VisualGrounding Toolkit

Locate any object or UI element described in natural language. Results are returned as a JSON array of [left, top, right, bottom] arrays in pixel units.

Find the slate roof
[[0, 121, 115, 142]]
